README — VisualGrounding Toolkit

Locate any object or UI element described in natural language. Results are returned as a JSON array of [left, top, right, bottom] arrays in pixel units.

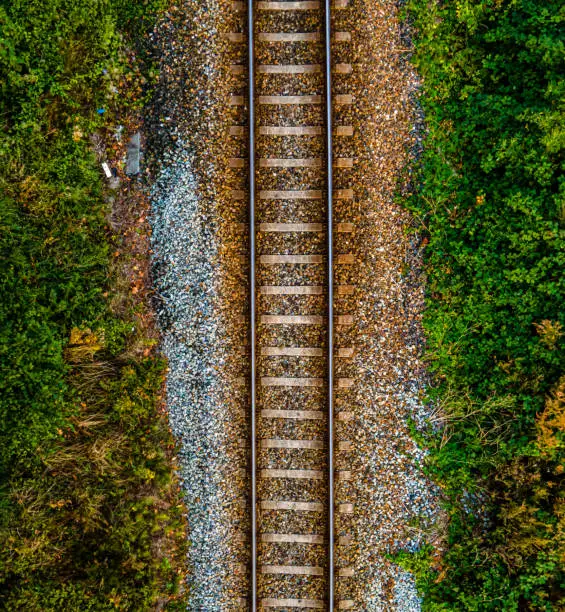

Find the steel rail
[[324, 0, 335, 608], [248, 0, 334, 607], [248, 0, 257, 608]]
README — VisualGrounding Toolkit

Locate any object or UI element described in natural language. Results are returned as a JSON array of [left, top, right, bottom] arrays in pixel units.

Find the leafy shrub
[[0, 0, 186, 608], [402, 0, 565, 608]]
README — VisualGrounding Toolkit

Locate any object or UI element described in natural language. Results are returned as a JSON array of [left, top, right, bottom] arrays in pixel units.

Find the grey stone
[[126, 131, 141, 175]]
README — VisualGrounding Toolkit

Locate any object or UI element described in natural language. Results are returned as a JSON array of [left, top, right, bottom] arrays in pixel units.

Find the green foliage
[[2, 358, 185, 611], [401, 0, 565, 608], [0, 0, 186, 608]]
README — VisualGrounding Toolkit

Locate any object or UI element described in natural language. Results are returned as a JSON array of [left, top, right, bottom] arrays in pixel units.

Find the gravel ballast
[[147, 0, 438, 609], [148, 1, 250, 607]]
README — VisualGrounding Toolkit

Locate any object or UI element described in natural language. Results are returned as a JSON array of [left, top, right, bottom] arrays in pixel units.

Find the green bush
[[0, 0, 186, 608], [402, 0, 565, 608]]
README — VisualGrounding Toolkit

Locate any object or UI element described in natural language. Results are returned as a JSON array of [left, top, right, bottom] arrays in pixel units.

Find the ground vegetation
[[0, 0, 187, 609], [399, 1, 565, 609]]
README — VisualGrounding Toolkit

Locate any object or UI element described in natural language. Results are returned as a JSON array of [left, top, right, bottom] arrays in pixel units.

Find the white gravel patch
[[151, 154, 245, 609]]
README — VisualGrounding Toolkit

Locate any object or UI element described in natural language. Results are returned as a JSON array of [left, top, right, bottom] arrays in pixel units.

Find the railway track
[[227, 0, 355, 608]]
